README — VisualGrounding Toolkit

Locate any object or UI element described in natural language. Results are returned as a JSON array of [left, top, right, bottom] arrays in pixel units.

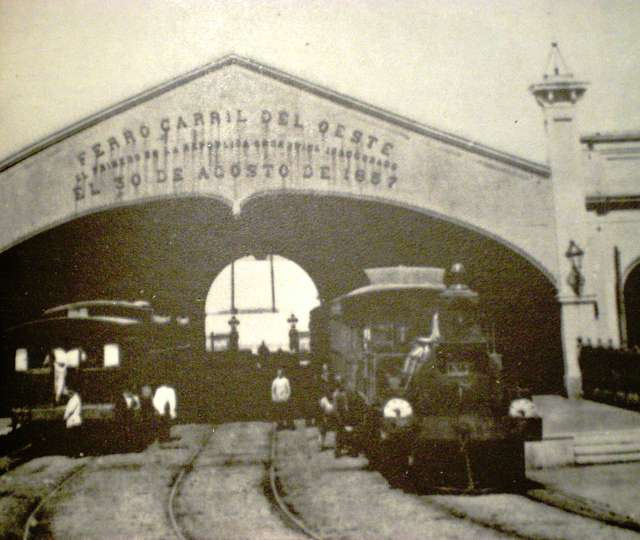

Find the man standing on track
[[271, 367, 292, 430]]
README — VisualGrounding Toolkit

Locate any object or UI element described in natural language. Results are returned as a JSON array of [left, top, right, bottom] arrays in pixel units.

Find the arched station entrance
[[0, 193, 562, 396]]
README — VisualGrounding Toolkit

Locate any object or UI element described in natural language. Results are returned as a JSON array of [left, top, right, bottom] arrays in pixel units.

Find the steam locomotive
[[310, 264, 541, 491]]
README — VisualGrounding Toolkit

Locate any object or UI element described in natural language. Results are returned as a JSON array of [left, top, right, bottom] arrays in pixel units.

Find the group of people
[[45, 346, 179, 455], [270, 363, 366, 458]]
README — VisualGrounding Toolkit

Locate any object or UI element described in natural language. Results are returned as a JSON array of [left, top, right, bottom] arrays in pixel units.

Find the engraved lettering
[[210, 111, 221, 125], [246, 164, 257, 178], [198, 166, 210, 180], [113, 175, 125, 191], [123, 130, 136, 145], [193, 112, 204, 127], [92, 143, 105, 159], [278, 164, 289, 178], [231, 163, 241, 178], [263, 163, 274, 178], [108, 137, 120, 152], [156, 170, 167, 183], [318, 121, 329, 135], [334, 124, 345, 138], [261, 110, 272, 124], [278, 111, 289, 126], [320, 166, 331, 180], [173, 168, 183, 182], [214, 165, 224, 179], [177, 116, 189, 130], [367, 135, 378, 149], [237, 110, 247, 123], [139, 124, 150, 138], [381, 142, 393, 157], [303, 165, 313, 178], [350, 130, 362, 144]]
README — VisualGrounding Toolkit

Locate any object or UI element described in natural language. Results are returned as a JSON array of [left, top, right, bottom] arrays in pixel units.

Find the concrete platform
[[526, 395, 640, 469], [534, 395, 640, 438]]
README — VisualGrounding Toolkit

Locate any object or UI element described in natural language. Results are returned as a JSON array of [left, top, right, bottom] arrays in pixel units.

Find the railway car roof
[[43, 299, 152, 315], [4, 315, 143, 342], [336, 282, 446, 302]]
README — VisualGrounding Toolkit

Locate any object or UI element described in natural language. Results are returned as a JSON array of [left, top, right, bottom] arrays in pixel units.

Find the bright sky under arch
[[204, 255, 320, 353]]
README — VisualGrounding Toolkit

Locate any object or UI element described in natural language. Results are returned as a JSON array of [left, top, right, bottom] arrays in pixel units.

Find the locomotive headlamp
[[383, 398, 413, 424], [508, 398, 539, 418]]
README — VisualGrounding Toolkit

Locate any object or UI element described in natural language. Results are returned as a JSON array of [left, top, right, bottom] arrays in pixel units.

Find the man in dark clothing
[[333, 378, 365, 458]]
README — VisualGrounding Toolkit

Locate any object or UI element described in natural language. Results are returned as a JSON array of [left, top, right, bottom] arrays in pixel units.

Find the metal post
[[270, 254, 276, 313], [231, 260, 236, 314]]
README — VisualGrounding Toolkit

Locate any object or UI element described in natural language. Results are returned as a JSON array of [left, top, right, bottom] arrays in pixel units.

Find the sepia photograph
[[1, 0, 640, 538]]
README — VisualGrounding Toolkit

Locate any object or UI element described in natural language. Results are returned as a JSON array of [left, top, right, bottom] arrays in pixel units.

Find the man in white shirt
[[153, 385, 178, 441], [271, 368, 292, 429]]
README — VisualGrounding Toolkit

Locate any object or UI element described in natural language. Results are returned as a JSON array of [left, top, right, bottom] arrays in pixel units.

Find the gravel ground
[[0, 455, 84, 540], [177, 421, 307, 540], [48, 424, 210, 539], [3, 422, 639, 539], [276, 423, 640, 540]]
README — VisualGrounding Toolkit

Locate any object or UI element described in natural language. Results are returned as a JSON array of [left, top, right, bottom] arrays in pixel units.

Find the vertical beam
[[231, 260, 236, 314], [270, 254, 276, 313]]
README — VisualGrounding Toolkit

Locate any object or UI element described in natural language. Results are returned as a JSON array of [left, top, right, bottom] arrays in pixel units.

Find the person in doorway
[[258, 340, 270, 361], [271, 367, 292, 429], [62, 386, 83, 456]]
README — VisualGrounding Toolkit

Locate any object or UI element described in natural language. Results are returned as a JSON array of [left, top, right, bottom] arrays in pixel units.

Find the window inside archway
[[204, 255, 320, 353]]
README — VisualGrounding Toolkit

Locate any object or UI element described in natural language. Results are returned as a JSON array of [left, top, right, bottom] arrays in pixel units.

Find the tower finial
[[543, 42, 572, 81]]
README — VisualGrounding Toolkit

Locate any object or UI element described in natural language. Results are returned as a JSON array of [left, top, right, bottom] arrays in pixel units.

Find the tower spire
[[544, 42, 571, 79]]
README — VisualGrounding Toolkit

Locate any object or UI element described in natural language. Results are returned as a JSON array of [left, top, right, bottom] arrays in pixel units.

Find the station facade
[[0, 47, 638, 398]]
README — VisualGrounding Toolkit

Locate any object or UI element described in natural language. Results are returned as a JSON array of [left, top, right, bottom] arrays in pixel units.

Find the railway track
[[167, 423, 318, 540], [526, 486, 640, 534], [167, 428, 216, 540], [418, 480, 640, 540], [22, 459, 91, 540], [268, 426, 324, 540]]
